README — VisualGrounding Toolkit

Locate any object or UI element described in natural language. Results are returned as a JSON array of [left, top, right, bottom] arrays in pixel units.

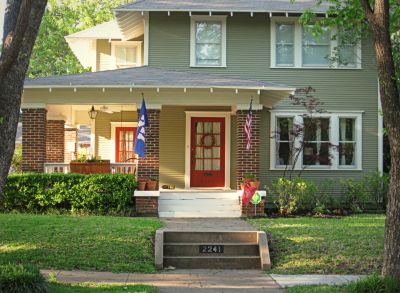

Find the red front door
[[116, 127, 137, 162], [190, 117, 225, 188]]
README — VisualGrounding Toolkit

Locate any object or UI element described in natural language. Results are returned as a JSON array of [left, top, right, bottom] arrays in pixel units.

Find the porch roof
[[24, 66, 294, 92], [115, 0, 331, 14]]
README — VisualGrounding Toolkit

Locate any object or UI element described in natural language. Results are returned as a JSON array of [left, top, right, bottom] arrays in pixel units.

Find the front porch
[[21, 66, 294, 217]]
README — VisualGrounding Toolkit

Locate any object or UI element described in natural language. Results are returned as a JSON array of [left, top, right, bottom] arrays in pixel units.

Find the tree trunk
[[367, 0, 400, 279], [0, 0, 47, 201]]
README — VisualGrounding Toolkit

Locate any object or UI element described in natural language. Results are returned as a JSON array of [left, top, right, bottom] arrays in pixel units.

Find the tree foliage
[[28, 0, 130, 78]]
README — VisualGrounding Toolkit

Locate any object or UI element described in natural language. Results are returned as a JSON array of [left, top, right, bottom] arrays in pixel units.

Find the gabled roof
[[65, 20, 123, 39], [115, 0, 331, 13], [24, 66, 293, 91]]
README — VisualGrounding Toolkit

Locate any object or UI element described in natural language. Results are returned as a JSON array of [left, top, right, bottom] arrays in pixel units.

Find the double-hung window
[[271, 112, 362, 170], [190, 16, 227, 67], [271, 17, 361, 68], [111, 41, 142, 69]]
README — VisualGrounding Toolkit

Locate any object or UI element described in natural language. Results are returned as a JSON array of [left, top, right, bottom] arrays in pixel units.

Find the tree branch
[[359, 0, 375, 22], [0, 0, 32, 77]]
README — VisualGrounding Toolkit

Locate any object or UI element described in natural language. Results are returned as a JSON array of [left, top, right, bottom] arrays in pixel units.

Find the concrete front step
[[164, 243, 259, 256], [164, 231, 258, 244], [159, 211, 241, 218], [164, 256, 261, 269]]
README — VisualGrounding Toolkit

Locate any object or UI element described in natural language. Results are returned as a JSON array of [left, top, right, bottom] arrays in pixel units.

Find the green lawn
[[48, 282, 156, 293], [0, 214, 161, 273], [249, 214, 385, 274]]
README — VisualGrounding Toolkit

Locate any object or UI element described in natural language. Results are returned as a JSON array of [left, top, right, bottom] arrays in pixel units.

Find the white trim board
[[110, 122, 138, 163], [184, 111, 231, 189]]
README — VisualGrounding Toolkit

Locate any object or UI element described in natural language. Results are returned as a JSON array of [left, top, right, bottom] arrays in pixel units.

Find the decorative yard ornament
[[244, 98, 253, 150], [242, 183, 257, 205], [134, 95, 149, 158], [88, 106, 98, 120], [250, 192, 262, 205]]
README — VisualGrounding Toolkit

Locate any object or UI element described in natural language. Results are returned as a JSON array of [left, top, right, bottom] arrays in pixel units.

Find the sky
[[0, 1, 5, 38]]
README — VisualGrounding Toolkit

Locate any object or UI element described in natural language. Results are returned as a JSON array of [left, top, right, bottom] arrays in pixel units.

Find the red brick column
[[64, 128, 78, 163], [236, 109, 261, 188], [135, 196, 158, 216], [137, 109, 160, 181], [46, 120, 65, 163], [236, 109, 264, 217], [22, 108, 47, 172]]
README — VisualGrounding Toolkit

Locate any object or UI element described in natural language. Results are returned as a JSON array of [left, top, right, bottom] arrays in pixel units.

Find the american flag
[[244, 99, 253, 150]]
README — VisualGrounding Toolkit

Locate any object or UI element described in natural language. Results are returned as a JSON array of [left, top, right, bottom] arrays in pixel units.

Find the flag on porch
[[244, 98, 253, 150], [134, 96, 149, 158]]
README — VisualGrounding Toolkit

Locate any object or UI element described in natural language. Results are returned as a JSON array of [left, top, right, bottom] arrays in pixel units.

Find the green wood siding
[[149, 12, 379, 190]]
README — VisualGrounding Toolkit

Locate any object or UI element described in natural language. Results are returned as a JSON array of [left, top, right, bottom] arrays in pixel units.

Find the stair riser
[[164, 244, 259, 256], [159, 211, 241, 218], [164, 232, 258, 243], [164, 257, 261, 269]]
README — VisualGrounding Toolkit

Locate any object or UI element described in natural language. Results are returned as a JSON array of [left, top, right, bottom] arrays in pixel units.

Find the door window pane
[[195, 21, 222, 66], [276, 23, 294, 66], [302, 25, 331, 66]]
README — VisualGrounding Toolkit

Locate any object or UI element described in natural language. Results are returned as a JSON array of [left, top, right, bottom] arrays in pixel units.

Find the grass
[[0, 214, 161, 273], [47, 282, 156, 293], [249, 214, 385, 274]]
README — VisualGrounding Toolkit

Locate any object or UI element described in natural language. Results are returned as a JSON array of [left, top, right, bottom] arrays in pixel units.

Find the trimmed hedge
[[2, 173, 136, 215], [0, 264, 47, 293]]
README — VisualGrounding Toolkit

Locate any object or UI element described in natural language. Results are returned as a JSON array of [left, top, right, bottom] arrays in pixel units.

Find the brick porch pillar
[[46, 120, 65, 163], [22, 108, 47, 172], [137, 108, 160, 181], [236, 108, 264, 217]]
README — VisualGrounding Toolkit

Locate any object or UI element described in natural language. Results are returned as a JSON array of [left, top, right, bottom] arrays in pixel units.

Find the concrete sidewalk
[[41, 269, 366, 292], [42, 269, 285, 292]]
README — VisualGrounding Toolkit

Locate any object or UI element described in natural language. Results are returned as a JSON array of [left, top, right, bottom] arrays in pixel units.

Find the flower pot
[[137, 180, 147, 191], [249, 181, 260, 190], [280, 208, 287, 216], [240, 183, 245, 190], [243, 177, 253, 184], [146, 180, 158, 191]]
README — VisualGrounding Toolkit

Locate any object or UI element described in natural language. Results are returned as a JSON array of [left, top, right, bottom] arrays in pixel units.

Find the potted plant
[[70, 156, 110, 174], [137, 178, 147, 191], [146, 177, 158, 191], [240, 174, 260, 190]]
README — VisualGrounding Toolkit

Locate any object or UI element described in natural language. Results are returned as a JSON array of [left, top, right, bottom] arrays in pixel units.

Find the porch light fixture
[[88, 106, 98, 120]]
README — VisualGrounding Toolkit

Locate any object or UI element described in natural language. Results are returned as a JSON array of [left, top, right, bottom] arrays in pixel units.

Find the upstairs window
[[271, 17, 361, 69], [111, 41, 142, 68], [190, 16, 226, 67]]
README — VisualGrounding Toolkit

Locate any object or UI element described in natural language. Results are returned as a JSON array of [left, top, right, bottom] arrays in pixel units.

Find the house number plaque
[[199, 245, 224, 254]]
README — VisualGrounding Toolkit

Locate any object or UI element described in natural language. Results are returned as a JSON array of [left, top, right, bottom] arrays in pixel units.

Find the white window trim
[[184, 111, 231, 190], [270, 17, 362, 69], [270, 110, 363, 171], [190, 15, 227, 68], [110, 122, 138, 163], [111, 41, 143, 69]]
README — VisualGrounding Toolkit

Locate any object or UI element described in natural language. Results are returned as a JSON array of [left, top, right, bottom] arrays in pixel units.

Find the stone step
[[164, 256, 261, 269], [164, 231, 258, 243], [164, 242, 259, 256], [160, 192, 238, 200], [159, 211, 241, 218]]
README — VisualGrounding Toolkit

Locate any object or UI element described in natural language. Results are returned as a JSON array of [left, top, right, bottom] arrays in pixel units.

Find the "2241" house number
[[199, 245, 224, 254]]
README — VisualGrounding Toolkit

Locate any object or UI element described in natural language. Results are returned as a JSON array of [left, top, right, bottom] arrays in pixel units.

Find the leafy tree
[[0, 0, 47, 202], [28, 0, 130, 77], [296, 0, 400, 279]]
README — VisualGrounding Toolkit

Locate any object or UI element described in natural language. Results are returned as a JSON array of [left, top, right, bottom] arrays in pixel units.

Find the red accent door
[[190, 117, 225, 187], [116, 127, 137, 162]]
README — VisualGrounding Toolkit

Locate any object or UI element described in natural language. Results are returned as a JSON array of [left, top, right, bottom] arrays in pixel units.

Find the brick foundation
[[241, 198, 265, 218], [137, 109, 160, 181], [22, 108, 47, 172], [64, 128, 78, 163], [135, 196, 159, 216], [46, 120, 65, 163]]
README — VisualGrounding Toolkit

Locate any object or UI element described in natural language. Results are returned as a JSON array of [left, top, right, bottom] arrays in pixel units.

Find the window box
[[70, 160, 110, 174]]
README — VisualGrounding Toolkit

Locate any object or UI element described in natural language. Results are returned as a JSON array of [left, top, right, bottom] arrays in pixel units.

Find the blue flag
[[134, 97, 149, 158]]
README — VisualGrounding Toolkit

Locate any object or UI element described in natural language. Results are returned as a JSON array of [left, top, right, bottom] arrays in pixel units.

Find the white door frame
[[184, 111, 231, 189], [110, 122, 138, 163]]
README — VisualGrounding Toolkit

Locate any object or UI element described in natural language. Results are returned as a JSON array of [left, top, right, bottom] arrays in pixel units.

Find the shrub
[[0, 263, 47, 293], [2, 173, 136, 215], [363, 170, 389, 210], [9, 145, 22, 173], [271, 178, 317, 215], [340, 178, 370, 213], [348, 274, 400, 293]]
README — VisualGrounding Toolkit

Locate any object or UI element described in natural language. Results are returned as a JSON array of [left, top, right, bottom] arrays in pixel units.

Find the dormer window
[[190, 16, 227, 67], [111, 41, 142, 69]]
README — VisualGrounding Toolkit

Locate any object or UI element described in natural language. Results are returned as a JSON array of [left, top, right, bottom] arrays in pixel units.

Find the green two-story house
[[21, 0, 381, 217]]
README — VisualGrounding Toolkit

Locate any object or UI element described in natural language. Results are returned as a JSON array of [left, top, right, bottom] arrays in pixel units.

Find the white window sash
[[190, 15, 227, 67], [270, 111, 363, 171], [111, 41, 143, 69]]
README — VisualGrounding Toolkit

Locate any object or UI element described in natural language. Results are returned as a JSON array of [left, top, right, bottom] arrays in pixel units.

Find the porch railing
[[44, 162, 137, 175]]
